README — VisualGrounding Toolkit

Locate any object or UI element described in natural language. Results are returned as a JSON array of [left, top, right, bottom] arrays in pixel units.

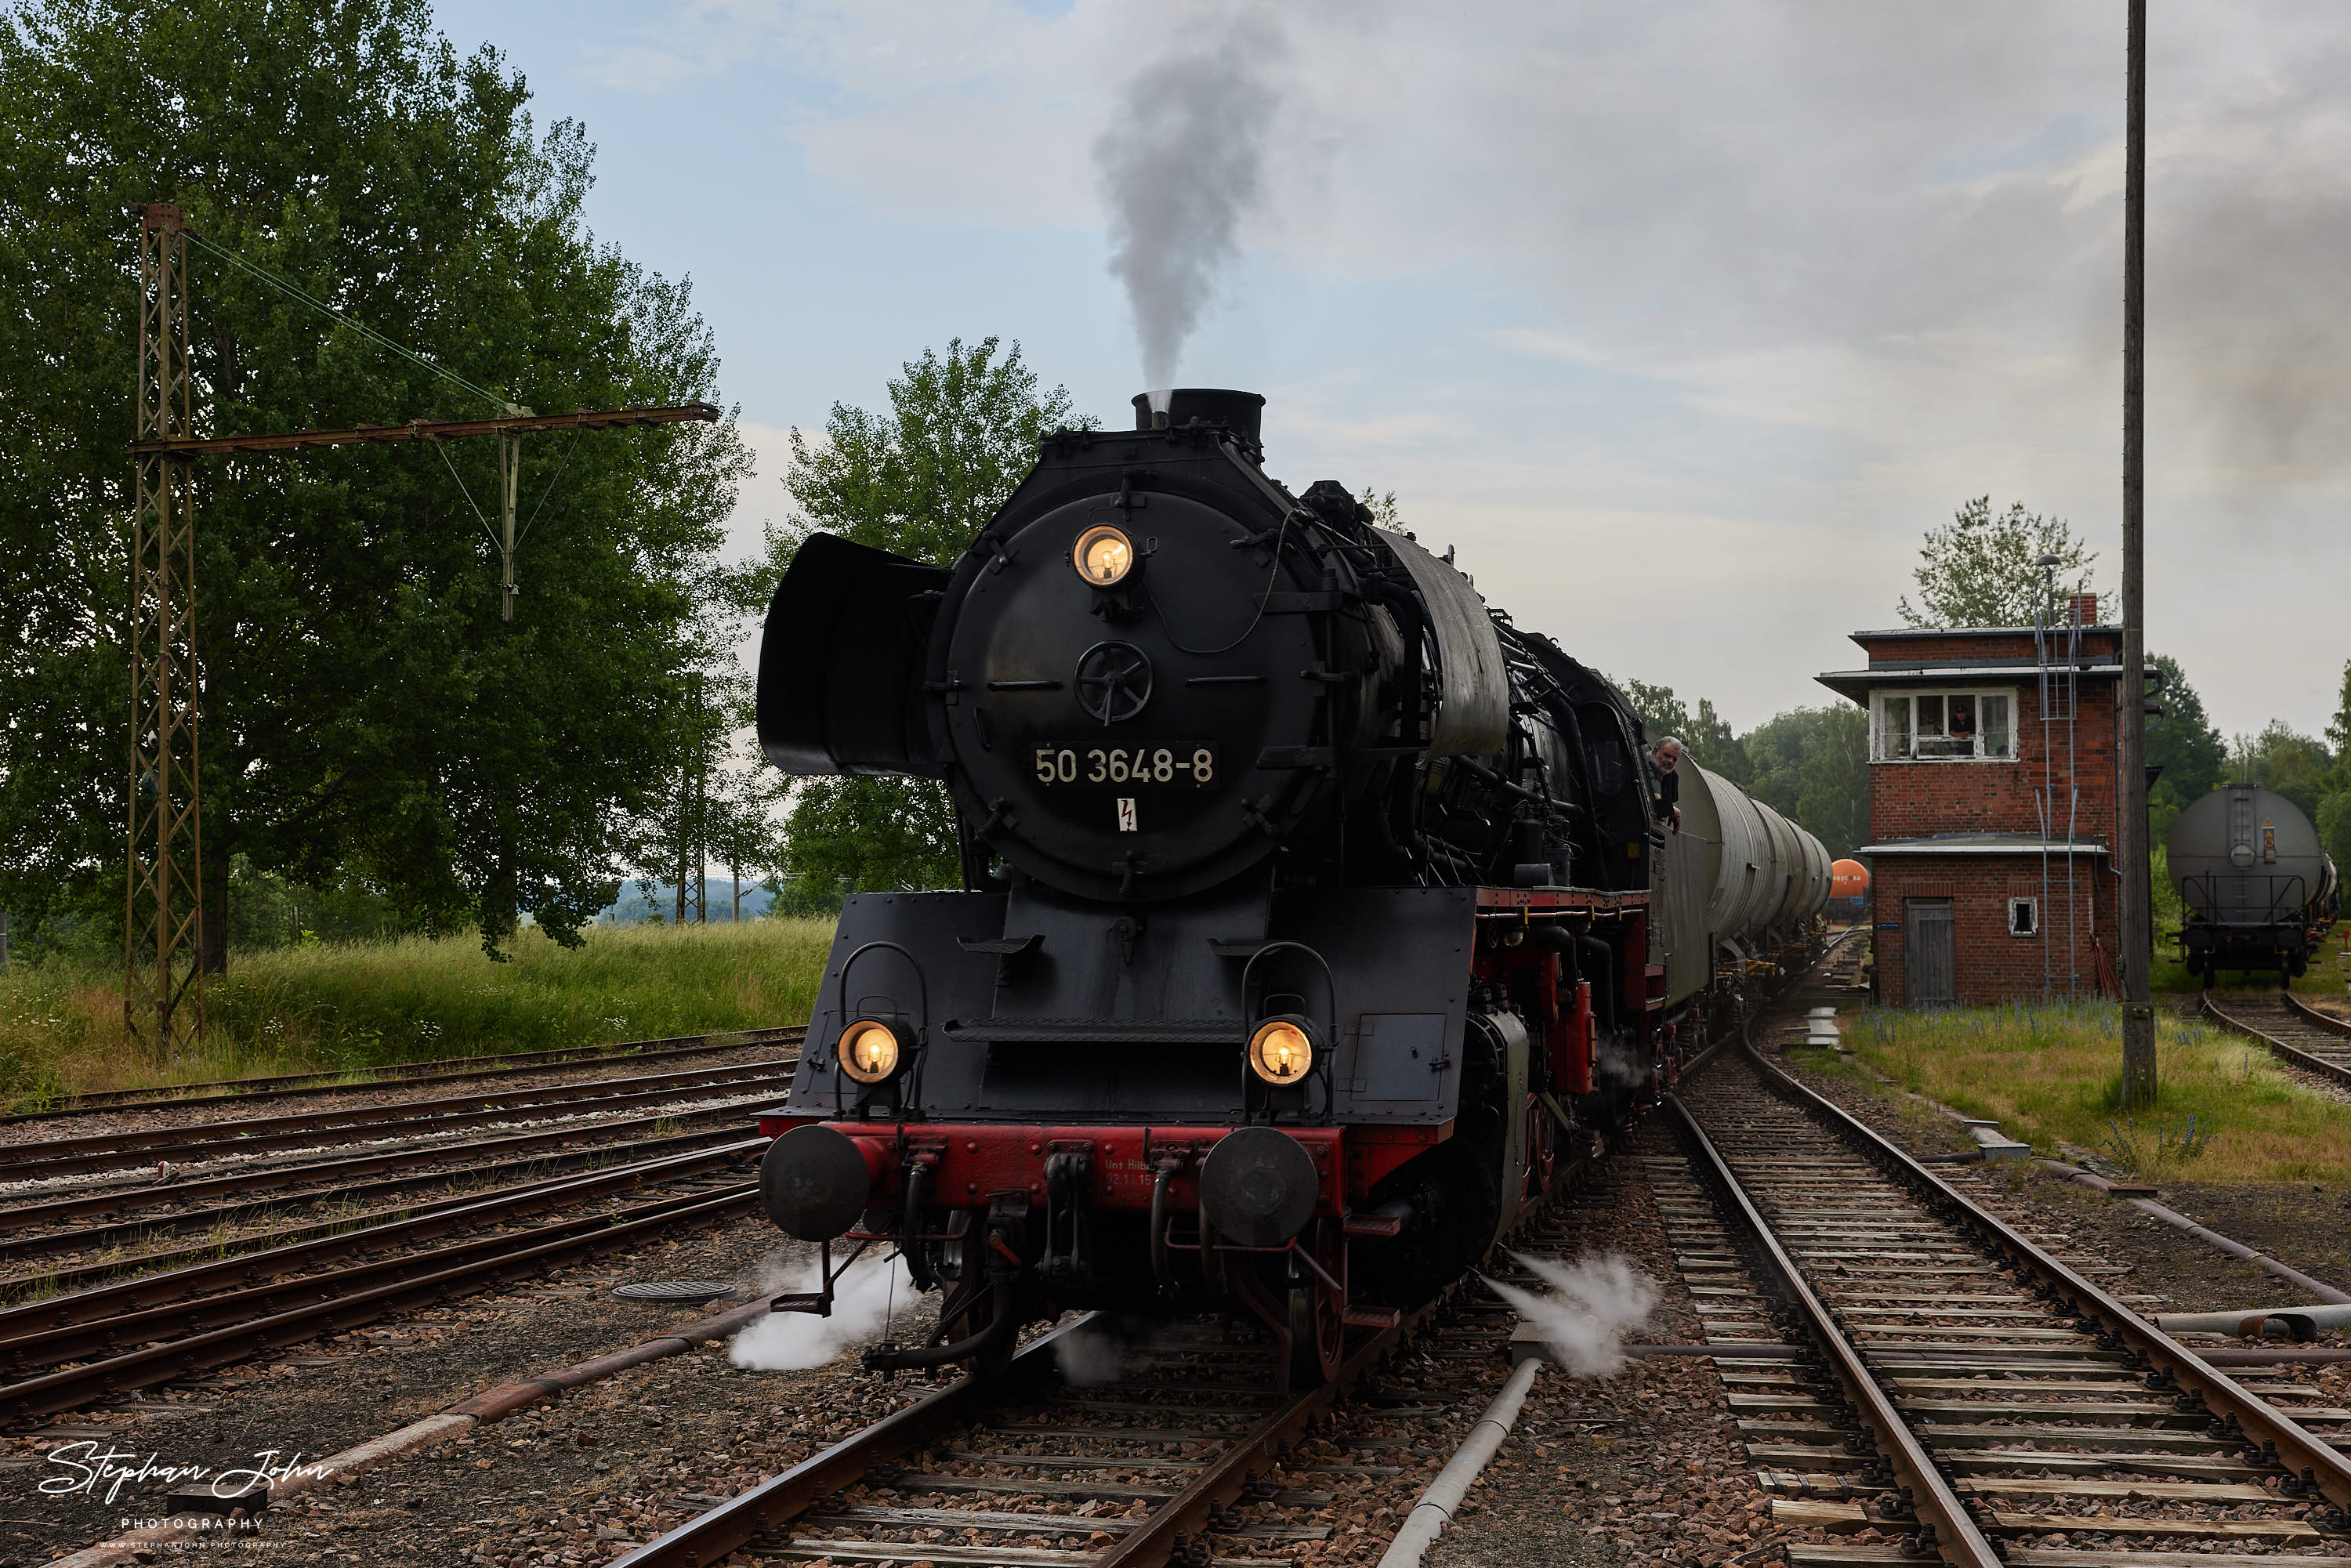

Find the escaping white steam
[[1093, 11, 1284, 387], [1050, 1317, 1129, 1386], [728, 1254, 915, 1372], [1484, 1251, 1660, 1377]]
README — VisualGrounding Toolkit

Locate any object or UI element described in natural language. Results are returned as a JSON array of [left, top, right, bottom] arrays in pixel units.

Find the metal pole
[[126, 202, 205, 1058], [499, 433, 519, 621], [674, 766, 687, 925], [2119, 0, 2158, 1106]]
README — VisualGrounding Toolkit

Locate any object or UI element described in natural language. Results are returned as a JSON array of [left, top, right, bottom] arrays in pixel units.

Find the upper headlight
[[1248, 1016, 1316, 1085], [1073, 524, 1135, 587], [837, 1018, 905, 1084]]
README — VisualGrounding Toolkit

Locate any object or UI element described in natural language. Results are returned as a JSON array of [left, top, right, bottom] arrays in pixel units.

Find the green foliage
[[1607, 675, 1867, 856], [2230, 721, 2335, 820], [1741, 706, 1870, 859], [225, 855, 404, 951], [738, 337, 1078, 589], [1614, 679, 1748, 785], [0, 0, 748, 957], [0, 919, 834, 1098], [1357, 488, 1404, 531], [2099, 1113, 2215, 1170], [733, 339, 1078, 897], [778, 777, 959, 896], [2319, 795, 2351, 883], [2146, 653, 2226, 846], [1896, 497, 2096, 628]]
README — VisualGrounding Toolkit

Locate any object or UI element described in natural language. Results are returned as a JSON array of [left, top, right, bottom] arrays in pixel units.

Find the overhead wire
[[178, 227, 515, 415]]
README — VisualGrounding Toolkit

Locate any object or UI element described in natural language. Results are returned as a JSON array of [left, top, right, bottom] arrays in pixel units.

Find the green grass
[[1831, 1000, 2351, 1186], [0, 918, 835, 1104]]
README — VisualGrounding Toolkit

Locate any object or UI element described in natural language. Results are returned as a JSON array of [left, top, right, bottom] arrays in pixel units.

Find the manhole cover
[[610, 1281, 744, 1303]]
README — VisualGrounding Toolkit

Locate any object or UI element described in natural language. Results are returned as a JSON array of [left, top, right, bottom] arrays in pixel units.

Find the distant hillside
[[598, 879, 774, 923]]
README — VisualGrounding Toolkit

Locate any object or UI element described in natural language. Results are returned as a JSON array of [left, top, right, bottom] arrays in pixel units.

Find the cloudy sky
[[433, 0, 2351, 741]]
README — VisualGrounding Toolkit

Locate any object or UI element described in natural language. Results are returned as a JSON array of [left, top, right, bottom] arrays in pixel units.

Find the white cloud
[[557, 0, 2351, 735]]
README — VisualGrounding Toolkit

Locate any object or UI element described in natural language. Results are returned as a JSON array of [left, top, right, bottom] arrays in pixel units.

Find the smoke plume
[[728, 1254, 915, 1372], [1484, 1251, 1660, 1377], [1093, 13, 1284, 388]]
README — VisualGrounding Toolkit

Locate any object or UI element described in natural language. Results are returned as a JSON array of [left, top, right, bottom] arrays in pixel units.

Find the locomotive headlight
[[837, 1019, 906, 1084], [1248, 1016, 1317, 1085], [1073, 524, 1135, 587]]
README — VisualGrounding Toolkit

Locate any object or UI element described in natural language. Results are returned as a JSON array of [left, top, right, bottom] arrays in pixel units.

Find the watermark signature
[[38, 1443, 332, 1507]]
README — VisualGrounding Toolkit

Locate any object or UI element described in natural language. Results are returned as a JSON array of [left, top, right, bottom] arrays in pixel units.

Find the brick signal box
[[1819, 597, 2129, 1006]]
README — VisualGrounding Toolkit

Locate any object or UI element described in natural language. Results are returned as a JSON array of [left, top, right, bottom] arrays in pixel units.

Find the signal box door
[[1905, 898, 1956, 1006]]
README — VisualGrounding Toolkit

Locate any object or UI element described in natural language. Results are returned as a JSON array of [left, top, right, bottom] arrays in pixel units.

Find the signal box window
[[1873, 690, 2015, 762], [2009, 897, 2038, 937]]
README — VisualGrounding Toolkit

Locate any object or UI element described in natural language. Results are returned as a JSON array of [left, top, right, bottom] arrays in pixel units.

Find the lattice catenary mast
[[123, 204, 719, 1053]]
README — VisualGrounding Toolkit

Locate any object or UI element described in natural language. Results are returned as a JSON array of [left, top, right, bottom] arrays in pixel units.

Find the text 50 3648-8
[[1032, 744, 1215, 788]]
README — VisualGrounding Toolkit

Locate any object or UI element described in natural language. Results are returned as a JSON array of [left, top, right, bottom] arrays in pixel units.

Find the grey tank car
[[2168, 783, 2339, 983]]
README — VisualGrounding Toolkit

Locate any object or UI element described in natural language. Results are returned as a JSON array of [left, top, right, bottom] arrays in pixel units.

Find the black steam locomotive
[[752, 389, 1824, 1382]]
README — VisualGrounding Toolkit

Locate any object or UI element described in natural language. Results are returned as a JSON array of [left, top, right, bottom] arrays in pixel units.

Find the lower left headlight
[[1247, 1016, 1317, 1085], [837, 1018, 911, 1084]]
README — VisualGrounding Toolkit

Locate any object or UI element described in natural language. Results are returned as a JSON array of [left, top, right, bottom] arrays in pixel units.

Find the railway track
[[603, 1196, 1643, 1568], [594, 949, 1843, 1568], [2203, 992, 2351, 1092], [1659, 1044, 2351, 1566], [0, 1056, 802, 1181], [2, 1026, 805, 1121], [0, 1040, 810, 1426]]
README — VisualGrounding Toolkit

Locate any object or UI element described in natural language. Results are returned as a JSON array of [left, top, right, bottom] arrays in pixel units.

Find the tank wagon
[[1827, 859, 1869, 922], [750, 388, 1828, 1382], [2169, 784, 2339, 983]]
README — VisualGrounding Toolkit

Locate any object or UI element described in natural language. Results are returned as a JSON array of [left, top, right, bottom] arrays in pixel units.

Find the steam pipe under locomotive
[[749, 388, 1828, 1382]]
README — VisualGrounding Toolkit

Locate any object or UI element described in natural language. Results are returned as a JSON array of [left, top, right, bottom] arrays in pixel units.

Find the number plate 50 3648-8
[[1033, 744, 1217, 788]]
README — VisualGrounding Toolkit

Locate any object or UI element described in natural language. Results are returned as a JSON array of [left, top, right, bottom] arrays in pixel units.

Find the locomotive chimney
[[1131, 388, 1266, 451]]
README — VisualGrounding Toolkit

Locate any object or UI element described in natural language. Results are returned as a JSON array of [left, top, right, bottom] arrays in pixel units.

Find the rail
[[2201, 991, 2351, 1092], [607, 929, 1847, 1568], [1733, 1037, 2351, 1523], [3, 1026, 804, 1122], [1665, 1092, 2001, 1564]]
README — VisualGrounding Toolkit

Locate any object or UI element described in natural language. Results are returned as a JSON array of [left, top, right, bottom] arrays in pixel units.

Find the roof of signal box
[[1816, 625, 2149, 705]]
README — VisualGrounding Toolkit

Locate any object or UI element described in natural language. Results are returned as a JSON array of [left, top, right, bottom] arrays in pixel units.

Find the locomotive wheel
[[1527, 1097, 1557, 1198], [937, 1227, 1016, 1379], [1285, 1221, 1346, 1385]]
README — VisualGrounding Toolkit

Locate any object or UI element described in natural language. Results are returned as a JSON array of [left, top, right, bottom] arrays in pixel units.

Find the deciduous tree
[[731, 339, 1078, 896], [0, 0, 747, 961], [1898, 498, 2096, 628], [2146, 653, 2226, 846], [1615, 680, 1748, 785]]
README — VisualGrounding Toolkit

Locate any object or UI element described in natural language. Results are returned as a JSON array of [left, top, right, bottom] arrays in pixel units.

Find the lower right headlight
[[1248, 1016, 1317, 1085]]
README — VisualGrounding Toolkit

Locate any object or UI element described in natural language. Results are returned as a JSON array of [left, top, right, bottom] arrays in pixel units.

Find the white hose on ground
[[2155, 1303, 2351, 1338], [1375, 1355, 1544, 1568], [2039, 1159, 2351, 1305]]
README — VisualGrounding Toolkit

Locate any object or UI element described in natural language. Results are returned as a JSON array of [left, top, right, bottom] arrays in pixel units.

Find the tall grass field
[[0, 918, 836, 1106], [1820, 1000, 2351, 1186]]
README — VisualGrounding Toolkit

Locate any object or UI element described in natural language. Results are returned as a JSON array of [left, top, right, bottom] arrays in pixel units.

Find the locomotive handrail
[[1241, 940, 1341, 1121], [829, 940, 933, 1115]]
